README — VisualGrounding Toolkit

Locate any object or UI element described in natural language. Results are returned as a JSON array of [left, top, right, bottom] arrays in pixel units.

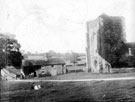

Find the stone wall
[[36, 65, 66, 77], [86, 16, 111, 73]]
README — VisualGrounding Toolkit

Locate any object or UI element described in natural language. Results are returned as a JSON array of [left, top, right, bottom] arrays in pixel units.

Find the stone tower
[[86, 15, 111, 73]]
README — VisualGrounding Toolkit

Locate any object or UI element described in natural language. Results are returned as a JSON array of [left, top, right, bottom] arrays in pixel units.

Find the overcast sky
[[0, 0, 135, 53]]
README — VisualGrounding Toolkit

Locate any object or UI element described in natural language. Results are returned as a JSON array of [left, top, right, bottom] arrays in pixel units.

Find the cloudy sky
[[0, 0, 134, 53]]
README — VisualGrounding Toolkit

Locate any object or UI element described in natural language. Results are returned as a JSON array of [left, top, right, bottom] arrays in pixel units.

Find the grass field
[[35, 72, 135, 80], [1, 72, 135, 102]]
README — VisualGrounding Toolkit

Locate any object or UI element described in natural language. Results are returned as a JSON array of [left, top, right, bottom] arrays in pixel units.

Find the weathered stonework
[[86, 16, 111, 73]]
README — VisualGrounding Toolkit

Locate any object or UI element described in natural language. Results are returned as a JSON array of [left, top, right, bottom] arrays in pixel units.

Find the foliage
[[8, 51, 22, 67], [46, 50, 80, 63], [99, 14, 127, 67], [0, 38, 6, 68], [46, 50, 58, 58], [0, 34, 22, 69], [64, 52, 79, 63], [119, 55, 135, 67]]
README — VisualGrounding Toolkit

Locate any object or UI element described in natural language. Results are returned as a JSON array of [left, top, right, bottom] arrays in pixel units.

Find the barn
[[21, 57, 66, 78]]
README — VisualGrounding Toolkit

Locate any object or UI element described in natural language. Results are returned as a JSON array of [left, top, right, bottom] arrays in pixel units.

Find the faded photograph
[[0, 0, 135, 102]]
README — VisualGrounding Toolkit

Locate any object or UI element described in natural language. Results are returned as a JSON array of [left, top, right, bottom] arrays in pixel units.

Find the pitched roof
[[26, 54, 47, 60], [46, 58, 65, 65], [22, 58, 65, 66], [6, 66, 21, 75]]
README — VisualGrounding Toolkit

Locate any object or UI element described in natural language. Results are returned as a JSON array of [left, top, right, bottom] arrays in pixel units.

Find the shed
[[21, 58, 66, 77]]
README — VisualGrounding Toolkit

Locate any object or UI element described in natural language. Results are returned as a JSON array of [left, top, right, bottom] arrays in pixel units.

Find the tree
[[46, 50, 57, 58], [70, 52, 79, 63], [46, 50, 79, 64], [0, 34, 22, 69], [0, 38, 6, 69], [99, 14, 127, 67], [63, 52, 79, 63]]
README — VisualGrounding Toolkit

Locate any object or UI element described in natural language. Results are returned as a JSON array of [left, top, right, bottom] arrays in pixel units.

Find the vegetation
[[98, 14, 129, 68], [0, 34, 23, 69], [1, 73, 135, 102], [0, 38, 6, 69], [46, 50, 81, 64]]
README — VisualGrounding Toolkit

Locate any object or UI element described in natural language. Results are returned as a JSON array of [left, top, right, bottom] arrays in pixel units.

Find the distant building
[[76, 55, 86, 66], [25, 54, 47, 61], [125, 42, 135, 56], [21, 57, 66, 78], [66, 60, 74, 66]]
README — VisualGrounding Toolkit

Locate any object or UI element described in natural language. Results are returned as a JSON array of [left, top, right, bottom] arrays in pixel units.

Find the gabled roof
[[26, 54, 47, 60], [22, 60, 46, 66], [46, 58, 65, 65], [22, 58, 65, 66], [6, 66, 21, 75]]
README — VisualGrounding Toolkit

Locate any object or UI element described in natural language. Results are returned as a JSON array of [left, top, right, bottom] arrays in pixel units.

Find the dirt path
[[8, 76, 135, 82]]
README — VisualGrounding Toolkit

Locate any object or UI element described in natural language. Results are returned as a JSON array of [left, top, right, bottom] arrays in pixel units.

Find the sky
[[0, 0, 135, 53]]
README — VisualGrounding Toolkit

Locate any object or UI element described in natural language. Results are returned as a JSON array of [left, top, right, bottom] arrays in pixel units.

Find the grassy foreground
[[35, 72, 135, 80], [1, 79, 135, 102]]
